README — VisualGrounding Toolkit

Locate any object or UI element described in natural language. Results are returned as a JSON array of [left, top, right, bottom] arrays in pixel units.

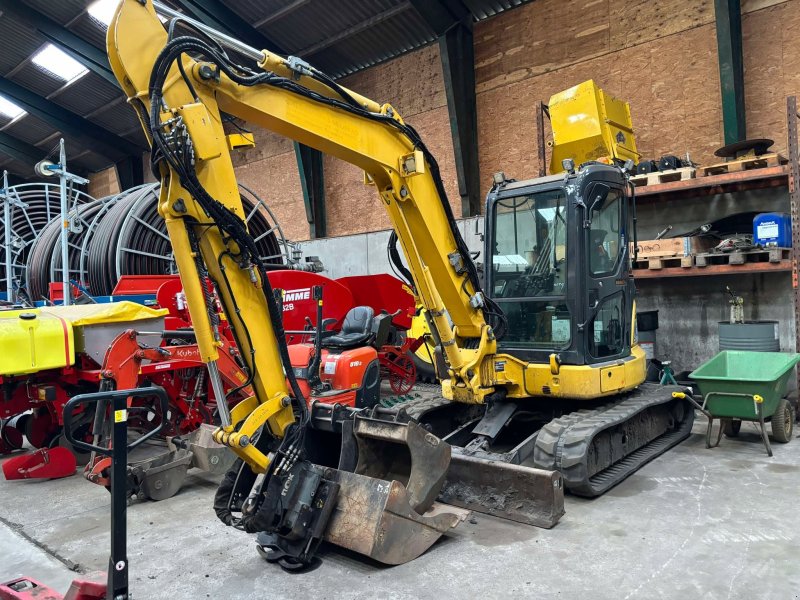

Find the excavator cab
[[485, 163, 636, 369]]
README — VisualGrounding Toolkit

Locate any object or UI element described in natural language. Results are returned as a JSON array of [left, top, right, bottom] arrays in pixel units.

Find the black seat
[[322, 306, 375, 349]]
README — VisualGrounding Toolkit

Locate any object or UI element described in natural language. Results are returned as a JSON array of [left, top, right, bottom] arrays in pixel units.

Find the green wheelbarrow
[[673, 350, 800, 457]]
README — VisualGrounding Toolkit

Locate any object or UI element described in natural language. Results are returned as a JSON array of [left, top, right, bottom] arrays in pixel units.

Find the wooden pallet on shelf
[[694, 247, 790, 267], [630, 167, 697, 187], [632, 254, 694, 270], [700, 153, 787, 176], [630, 166, 696, 187]]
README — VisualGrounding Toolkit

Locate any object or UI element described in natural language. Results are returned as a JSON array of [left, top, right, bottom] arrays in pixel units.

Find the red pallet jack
[[0, 386, 169, 600]]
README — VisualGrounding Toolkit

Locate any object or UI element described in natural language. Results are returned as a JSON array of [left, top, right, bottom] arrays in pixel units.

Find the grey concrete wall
[[298, 216, 484, 279], [636, 273, 796, 374]]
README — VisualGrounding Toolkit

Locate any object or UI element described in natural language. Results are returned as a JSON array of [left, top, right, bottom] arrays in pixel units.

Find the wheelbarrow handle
[[671, 389, 711, 419], [63, 386, 170, 456]]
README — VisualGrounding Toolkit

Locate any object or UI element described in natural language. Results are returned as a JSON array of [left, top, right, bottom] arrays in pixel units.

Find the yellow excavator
[[107, 0, 693, 569]]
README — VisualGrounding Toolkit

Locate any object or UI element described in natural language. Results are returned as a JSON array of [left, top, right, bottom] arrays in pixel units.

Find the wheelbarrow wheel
[[722, 419, 741, 437], [771, 398, 794, 443]]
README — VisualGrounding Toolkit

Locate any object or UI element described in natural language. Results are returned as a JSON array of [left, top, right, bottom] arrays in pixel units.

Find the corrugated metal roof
[[69, 12, 108, 49], [0, 18, 41, 75], [462, 0, 530, 20], [50, 73, 121, 116], [0, 0, 532, 181], [226, 0, 534, 77], [4, 114, 57, 146]]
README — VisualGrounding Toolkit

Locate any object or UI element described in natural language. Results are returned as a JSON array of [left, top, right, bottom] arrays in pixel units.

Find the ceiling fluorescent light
[[31, 44, 89, 83]]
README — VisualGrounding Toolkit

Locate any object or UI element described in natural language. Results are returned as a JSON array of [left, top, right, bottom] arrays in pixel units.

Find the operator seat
[[321, 306, 375, 349]]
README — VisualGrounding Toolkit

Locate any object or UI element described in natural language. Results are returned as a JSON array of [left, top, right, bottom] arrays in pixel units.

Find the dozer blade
[[324, 470, 468, 565], [441, 453, 564, 528]]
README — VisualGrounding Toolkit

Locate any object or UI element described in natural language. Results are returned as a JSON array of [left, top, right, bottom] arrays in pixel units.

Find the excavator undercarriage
[[390, 384, 694, 497]]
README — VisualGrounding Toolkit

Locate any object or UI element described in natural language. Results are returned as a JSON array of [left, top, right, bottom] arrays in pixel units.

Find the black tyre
[[410, 349, 438, 383], [771, 398, 794, 443], [722, 419, 741, 437]]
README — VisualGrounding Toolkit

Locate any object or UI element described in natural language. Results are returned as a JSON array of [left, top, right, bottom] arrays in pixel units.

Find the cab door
[[581, 180, 633, 365]]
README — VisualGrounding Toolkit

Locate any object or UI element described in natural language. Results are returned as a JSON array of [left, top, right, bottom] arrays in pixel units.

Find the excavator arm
[[107, 0, 501, 475]]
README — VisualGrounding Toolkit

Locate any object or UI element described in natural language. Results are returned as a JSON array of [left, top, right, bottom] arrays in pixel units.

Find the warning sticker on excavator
[[114, 409, 128, 423]]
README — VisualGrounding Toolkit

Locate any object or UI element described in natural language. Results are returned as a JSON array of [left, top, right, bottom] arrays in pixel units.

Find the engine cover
[[319, 346, 377, 391]]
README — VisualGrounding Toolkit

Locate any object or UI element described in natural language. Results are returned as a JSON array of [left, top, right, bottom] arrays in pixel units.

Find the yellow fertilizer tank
[[548, 80, 639, 173], [0, 301, 167, 376]]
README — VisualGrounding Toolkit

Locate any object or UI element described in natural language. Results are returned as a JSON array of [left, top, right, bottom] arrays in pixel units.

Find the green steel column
[[294, 142, 326, 239], [715, 0, 746, 145]]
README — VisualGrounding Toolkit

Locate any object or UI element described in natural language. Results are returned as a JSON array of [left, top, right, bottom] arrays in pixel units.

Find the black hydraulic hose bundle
[[387, 230, 415, 292], [147, 37, 310, 485], [150, 35, 505, 339]]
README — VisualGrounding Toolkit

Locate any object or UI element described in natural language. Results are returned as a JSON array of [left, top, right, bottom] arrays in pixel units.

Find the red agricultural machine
[[0, 271, 419, 498]]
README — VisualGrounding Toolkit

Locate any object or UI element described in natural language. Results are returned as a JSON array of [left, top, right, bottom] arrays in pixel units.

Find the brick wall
[[87, 166, 120, 199], [228, 43, 458, 242], [474, 0, 800, 190], [93, 0, 798, 242]]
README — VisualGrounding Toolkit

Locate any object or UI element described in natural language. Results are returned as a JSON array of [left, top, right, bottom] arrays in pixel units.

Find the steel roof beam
[[440, 21, 481, 217], [0, 0, 118, 87], [0, 130, 45, 165], [410, 0, 480, 216], [116, 154, 145, 191], [0, 76, 146, 161], [253, 0, 311, 29], [171, 0, 287, 54], [408, 0, 471, 36], [294, 142, 326, 239]]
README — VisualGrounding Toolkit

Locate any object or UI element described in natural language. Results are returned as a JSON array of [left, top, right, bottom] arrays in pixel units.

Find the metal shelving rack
[[786, 96, 800, 387], [629, 96, 800, 385]]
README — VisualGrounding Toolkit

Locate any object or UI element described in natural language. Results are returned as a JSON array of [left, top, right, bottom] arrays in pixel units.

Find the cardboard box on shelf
[[632, 236, 716, 258]]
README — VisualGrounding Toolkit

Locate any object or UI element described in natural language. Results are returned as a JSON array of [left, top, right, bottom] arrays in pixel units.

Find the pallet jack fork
[[0, 386, 170, 600]]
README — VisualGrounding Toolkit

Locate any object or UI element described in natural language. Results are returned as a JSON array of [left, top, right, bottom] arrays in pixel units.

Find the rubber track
[[533, 384, 694, 497], [397, 386, 451, 421]]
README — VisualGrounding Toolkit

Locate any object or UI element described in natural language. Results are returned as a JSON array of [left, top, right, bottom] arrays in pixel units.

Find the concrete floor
[[1, 419, 798, 599]]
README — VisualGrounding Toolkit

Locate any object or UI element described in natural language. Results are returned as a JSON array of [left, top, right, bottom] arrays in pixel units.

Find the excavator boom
[[106, 0, 563, 568]]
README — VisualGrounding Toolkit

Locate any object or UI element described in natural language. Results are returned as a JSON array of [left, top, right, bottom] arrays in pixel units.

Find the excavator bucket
[[349, 417, 450, 512], [2, 447, 76, 480], [327, 418, 468, 564], [325, 471, 467, 565]]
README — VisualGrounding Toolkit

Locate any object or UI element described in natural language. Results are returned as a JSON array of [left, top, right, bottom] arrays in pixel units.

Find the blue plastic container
[[753, 212, 792, 247]]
